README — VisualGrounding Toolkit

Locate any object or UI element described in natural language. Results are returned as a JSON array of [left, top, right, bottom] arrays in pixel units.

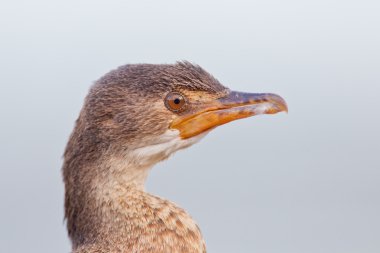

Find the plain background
[[1, 0, 379, 252]]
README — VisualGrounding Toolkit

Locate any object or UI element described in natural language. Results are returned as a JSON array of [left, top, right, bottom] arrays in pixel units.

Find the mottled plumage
[[62, 62, 287, 252]]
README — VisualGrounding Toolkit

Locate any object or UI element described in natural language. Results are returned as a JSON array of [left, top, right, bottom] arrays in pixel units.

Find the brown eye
[[165, 92, 187, 112]]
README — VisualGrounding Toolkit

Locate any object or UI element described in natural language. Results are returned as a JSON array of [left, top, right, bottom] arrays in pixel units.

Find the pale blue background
[[1, 0, 379, 252]]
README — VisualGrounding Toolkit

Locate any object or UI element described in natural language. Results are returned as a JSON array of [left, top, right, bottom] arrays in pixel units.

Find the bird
[[62, 61, 287, 253]]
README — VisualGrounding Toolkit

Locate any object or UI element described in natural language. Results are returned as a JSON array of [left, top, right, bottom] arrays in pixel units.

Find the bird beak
[[170, 91, 288, 139]]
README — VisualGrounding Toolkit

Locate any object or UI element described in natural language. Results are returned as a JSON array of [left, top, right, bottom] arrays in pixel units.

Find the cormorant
[[62, 62, 287, 253]]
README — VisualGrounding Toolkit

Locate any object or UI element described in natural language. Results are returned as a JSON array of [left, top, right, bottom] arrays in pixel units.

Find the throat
[[95, 155, 153, 194], [65, 157, 153, 246]]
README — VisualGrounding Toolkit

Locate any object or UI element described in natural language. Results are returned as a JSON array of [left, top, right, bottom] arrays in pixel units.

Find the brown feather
[[62, 62, 225, 252]]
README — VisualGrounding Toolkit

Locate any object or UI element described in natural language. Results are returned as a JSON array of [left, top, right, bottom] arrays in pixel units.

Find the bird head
[[63, 61, 287, 243], [64, 62, 287, 176]]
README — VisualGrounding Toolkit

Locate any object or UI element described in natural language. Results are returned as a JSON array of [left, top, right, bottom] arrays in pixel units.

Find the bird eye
[[165, 92, 187, 112]]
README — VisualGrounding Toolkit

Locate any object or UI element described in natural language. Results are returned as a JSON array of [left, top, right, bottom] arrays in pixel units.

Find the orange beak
[[170, 91, 288, 139]]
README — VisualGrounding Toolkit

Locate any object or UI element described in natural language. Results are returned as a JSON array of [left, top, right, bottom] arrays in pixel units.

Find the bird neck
[[62, 126, 208, 252], [64, 152, 155, 247], [98, 155, 152, 190]]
